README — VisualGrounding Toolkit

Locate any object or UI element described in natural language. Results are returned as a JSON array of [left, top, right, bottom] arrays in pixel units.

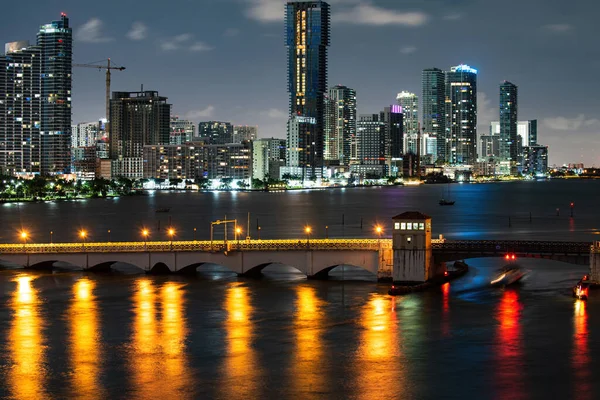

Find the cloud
[[443, 13, 462, 21], [477, 92, 496, 132], [189, 42, 213, 52], [160, 34, 212, 52], [76, 18, 113, 43], [224, 28, 240, 37], [334, 4, 429, 27], [400, 46, 417, 54], [245, 0, 284, 23], [543, 114, 600, 131], [542, 23, 572, 33], [127, 22, 148, 40], [261, 108, 288, 119], [184, 106, 216, 120]]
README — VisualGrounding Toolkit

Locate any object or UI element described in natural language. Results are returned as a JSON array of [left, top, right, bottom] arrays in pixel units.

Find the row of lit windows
[[394, 222, 425, 230]]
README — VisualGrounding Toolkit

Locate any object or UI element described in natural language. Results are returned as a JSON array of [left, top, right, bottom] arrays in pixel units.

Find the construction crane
[[72, 59, 126, 132]]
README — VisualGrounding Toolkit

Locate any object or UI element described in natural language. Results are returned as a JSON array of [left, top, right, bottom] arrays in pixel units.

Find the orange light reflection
[[221, 285, 261, 397], [441, 282, 450, 337], [290, 286, 326, 395], [8, 275, 46, 399], [355, 294, 403, 399], [70, 279, 102, 399]]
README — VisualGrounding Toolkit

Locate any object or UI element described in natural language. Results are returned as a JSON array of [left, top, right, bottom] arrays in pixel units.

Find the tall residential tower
[[396, 91, 418, 155], [324, 85, 356, 165], [499, 81, 518, 172], [445, 64, 477, 165], [422, 68, 445, 162], [285, 1, 330, 176]]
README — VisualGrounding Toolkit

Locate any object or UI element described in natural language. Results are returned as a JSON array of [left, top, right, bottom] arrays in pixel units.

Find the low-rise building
[[143, 144, 203, 180]]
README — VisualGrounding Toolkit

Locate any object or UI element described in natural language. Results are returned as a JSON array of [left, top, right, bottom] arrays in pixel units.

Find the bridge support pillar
[[391, 212, 435, 284], [377, 246, 393, 282], [590, 245, 600, 283]]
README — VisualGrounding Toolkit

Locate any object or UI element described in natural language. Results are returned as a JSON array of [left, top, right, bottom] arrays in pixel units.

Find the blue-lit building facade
[[445, 64, 477, 165], [0, 14, 72, 176], [285, 1, 330, 176]]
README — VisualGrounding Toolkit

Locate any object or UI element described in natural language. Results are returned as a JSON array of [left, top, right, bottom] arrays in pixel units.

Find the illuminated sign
[[452, 64, 478, 74]]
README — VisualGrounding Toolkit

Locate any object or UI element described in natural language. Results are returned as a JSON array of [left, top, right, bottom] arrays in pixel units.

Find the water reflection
[[355, 294, 404, 399], [573, 300, 591, 399], [290, 286, 326, 396], [441, 283, 451, 337], [8, 275, 46, 399], [221, 285, 261, 397], [130, 280, 190, 399], [70, 279, 102, 399], [494, 289, 524, 399]]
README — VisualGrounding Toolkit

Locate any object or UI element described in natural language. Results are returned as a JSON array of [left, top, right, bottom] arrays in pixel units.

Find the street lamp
[[375, 225, 383, 248], [20, 230, 28, 250], [193, 227, 197, 241], [168, 228, 175, 250], [257, 226, 261, 240], [305, 226, 312, 247], [79, 230, 87, 250], [235, 227, 242, 247], [50, 231, 53, 244], [142, 229, 149, 248], [325, 225, 329, 239], [107, 229, 111, 242]]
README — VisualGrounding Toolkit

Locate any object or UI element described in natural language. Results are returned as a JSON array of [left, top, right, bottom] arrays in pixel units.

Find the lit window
[[419, 223, 424, 230], [407, 222, 412, 230], [400, 222, 406, 230], [394, 222, 400, 230]]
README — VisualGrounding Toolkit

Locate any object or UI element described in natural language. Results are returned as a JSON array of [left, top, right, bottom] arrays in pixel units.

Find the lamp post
[[257, 226, 261, 240], [305, 226, 312, 248], [168, 228, 175, 251], [79, 230, 87, 250], [142, 229, 149, 249], [235, 227, 242, 248], [20, 231, 28, 251], [193, 227, 197, 241], [376, 225, 383, 246], [325, 225, 329, 239], [107, 229, 111, 242], [50, 231, 53, 244]]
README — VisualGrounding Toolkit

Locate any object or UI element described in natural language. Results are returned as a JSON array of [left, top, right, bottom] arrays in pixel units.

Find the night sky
[[0, 0, 598, 166]]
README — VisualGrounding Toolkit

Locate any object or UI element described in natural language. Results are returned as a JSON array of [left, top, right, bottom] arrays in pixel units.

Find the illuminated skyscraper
[[445, 64, 477, 165], [499, 81, 518, 172], [396, 91, 418, 154], [286, 1, 330, 174], [324, 85, 356, 165], [0, 14, 72, 176], [422, 68, 445, 162]]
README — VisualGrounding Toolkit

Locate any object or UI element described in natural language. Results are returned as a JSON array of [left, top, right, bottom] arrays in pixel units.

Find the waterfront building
[[110, 90, 171, 159], [111, 157, 143, 179], [324, 85, 356, 165], [445, 64, 477, 165], [142, 144, 203, 180], [422, 68, 445, 162], [286, 115, 317, 179], [233, 125, 257, 143], [72, 146, 96, 180], [480, 134, 500, 158], [201, 142, 252, 180], [198, 121, 233, 144], [522, 145, 548, 176], [499, 81, 518, 174], [170, 116, 195, 145], [286, 1, 330, 174], [0, 14, 72, 176], [72, 121, 102, 148], [397, 91, 418, 154], [357, 114, 386, 176], [252, 138, 286, 181]]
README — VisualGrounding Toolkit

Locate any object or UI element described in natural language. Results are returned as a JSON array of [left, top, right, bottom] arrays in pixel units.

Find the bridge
[[0, 237, 597, 281]]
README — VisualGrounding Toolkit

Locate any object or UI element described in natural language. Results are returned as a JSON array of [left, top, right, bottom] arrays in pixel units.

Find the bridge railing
[[433, 240, 593, 254], [0, 238, 394, 254]]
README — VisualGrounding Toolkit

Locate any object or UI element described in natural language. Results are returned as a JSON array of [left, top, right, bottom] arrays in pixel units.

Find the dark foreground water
[[0, 180, 599, 399], [0, 260, 596, 400]]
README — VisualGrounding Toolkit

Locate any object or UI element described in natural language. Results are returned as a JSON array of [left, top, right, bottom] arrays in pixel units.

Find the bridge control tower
[[392, 212, 440, 284]]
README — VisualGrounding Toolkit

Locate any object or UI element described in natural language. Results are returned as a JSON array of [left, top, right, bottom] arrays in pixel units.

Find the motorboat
[[490, 266, 527, 286], [573, 275, 591, 300], [439, 199, 455, 206]]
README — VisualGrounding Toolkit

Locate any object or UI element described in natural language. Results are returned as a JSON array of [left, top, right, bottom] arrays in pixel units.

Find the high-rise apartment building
[[357, 114, 386, 166], [422, 68, 445, 162], [198, 121, 233, 144], [286, 115, 316, 177], [252, 138, 286, 181], [286, 1, 330, 174], [499, 81, 518, 170], [233, 125, 258, 143], [445, 64, 477, 165], [396, 91, 418, 154], [143, 144, 204, 180], [72, 121, 102, 148], [0, 14, 72, 176], [324, 85, 356, 166], [170, 116, 195, 145], [110, 90, 171, 161]]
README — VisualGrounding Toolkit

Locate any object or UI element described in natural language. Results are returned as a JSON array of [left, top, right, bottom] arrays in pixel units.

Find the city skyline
[[0, 0, 597, 165]]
